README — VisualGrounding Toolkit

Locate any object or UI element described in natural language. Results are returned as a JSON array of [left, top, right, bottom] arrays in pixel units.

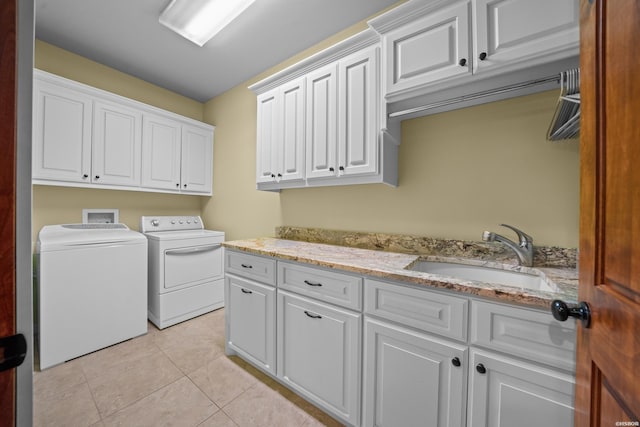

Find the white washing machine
[[140, 216, 225, 329], [36, 224, 148, 370]]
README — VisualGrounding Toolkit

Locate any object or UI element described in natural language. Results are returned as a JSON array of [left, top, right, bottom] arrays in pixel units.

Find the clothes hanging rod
[[388, 75, 560, 119]]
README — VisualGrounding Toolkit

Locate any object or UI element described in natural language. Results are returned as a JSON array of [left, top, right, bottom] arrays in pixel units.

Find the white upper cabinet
[[473, 0, 580, 75], [305, 64, 338, 180], [32, 78, 92, 183], [256, 77, 306, 185], [250, 29, 398, 191], [338, 46, 380, 178], [369, 0, 579, 107], [33, 70, 214, 195], [180, 124, 213, 194], [384, 0, 471, 95], [141, 114, 182, 191], [92, 100, 142, 187], [306, 47, 380, 181]]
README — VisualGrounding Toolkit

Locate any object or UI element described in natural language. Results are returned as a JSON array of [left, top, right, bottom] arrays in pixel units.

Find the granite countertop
[[223, 237, 578, 309]]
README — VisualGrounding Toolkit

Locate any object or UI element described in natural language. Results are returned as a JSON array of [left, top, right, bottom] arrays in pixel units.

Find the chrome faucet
[[482, 224, 534, 267]]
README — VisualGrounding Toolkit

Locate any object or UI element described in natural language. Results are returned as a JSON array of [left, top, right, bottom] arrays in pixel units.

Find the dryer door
[[163, 243, 223, 291]]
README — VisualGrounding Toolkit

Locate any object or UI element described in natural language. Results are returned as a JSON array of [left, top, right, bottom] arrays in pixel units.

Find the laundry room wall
[[32, 41, 205, 240], [202, 3, 580, 247]]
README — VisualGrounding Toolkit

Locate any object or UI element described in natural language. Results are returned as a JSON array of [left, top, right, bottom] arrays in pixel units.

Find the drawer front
[[225, 250, 276, 286], [470, 300, 576, 372], [364, 279, 468, 342], [278, 261, 362, 310]]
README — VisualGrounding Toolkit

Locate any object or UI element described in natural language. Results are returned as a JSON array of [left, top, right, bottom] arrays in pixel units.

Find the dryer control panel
[[140, 216, 204, 233]]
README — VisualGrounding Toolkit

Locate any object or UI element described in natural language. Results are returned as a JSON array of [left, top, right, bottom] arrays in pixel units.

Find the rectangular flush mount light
[[159, 0, 256, 47]]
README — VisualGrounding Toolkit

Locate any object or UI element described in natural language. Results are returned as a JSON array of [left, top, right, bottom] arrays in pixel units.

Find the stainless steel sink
[[406, 260, 555, 292]]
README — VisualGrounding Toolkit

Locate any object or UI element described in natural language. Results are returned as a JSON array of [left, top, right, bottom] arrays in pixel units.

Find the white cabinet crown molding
[[248, 28, 380, 95], [367, 0, 452, 34]]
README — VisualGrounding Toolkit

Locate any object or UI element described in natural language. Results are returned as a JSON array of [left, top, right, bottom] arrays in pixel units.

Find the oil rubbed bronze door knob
[[551, 300, 591, 328]]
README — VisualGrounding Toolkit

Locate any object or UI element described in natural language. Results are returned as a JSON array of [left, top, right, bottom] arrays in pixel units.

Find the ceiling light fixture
[[159, 0, 256, 47]]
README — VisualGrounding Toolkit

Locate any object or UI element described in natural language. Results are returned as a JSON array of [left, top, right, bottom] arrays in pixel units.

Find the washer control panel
[[140, 216, 204, 233]]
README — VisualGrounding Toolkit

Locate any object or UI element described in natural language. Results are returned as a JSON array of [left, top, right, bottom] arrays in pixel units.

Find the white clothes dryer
[[36, 224, 147, 370], [140, 216, 225, 329]]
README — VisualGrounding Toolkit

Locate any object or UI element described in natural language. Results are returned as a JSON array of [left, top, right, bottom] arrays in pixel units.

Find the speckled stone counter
[[223, 237, 578, 309]]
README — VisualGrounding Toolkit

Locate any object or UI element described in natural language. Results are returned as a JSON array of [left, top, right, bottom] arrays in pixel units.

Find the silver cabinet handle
[[165, 244, 221, 256]]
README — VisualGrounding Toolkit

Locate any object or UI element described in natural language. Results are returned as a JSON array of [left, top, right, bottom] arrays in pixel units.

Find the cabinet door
[[363, 318, 467, 427], [32, 79, 92, 183], [141, 114, 182, 191], [180, 124, 213, 194], [473, 0, 579, 74], [278, 78, 306, 182], [467, 349, 574, 427], [338, 47, 379, 177], [384, 0, 471, 95], [277, 290, 360, 426], [225, 275, 276, 375], [92, 100, 142, 187], [256, 89, 280, 184], [305, 63, 338, 180]]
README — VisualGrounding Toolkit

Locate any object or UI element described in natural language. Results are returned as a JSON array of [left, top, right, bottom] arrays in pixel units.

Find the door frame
[[15, 0, 34, 424]]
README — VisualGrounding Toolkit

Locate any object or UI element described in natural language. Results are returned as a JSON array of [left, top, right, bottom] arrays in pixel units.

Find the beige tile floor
[[33, 309, 344, 427]]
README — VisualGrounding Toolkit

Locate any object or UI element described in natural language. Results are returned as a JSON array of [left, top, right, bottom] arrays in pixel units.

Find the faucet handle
[[498, 224, 533, 246]]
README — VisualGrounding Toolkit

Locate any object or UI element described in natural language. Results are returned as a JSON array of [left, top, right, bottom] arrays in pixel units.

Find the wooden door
[[0, 0, 18, 425], [576, 0, 640, 424]]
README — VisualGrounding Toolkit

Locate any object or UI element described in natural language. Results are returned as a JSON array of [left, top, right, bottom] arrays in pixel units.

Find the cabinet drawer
[[470, 300, 576, 372], [225, 250, 276, 286], [365, 279, 468, 342], [278, 261, 362, 310]]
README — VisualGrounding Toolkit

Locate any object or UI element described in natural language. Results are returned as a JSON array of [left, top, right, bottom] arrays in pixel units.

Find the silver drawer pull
[[304, 310, 322, 319], [304, 280, 322, 287], [241, 288, 253, 294], [165, 244, 221, 255], [241, 263, 253, 269]]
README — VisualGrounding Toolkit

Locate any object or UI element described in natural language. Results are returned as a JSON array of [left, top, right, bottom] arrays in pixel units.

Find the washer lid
[[37, 223, 147, 252]]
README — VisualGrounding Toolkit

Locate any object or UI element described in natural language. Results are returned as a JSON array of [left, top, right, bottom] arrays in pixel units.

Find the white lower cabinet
[[225, 276, 275, 374], [467, 349, 575, 427], [224, 252, 276, 375], [363, 317, 467, 427], [277, 290, 361, 426], [224, 253, 576, 427]]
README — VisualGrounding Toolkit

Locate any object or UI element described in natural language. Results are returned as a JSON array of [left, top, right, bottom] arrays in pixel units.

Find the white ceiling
[[35, 0, 399, 102]]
